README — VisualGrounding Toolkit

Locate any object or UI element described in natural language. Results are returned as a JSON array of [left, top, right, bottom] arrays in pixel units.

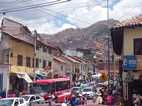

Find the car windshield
[[22, 96, 30, 101], [0, 99, 14, 106], [83, 88, 92, 92]]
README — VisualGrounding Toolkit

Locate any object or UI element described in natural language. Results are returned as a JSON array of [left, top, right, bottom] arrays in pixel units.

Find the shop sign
[[123, 55, 137, 71]]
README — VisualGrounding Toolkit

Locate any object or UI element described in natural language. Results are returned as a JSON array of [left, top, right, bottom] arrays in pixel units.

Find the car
[[82, 87, 95, 99], [71, 87, 81, 94], [0, 97, 27, 106], [22, 94, 45, 105]]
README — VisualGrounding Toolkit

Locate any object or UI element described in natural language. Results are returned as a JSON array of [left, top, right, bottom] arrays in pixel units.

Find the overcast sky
[[0, 0, 142, 34]]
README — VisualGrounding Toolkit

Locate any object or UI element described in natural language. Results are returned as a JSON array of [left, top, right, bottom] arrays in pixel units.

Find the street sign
[[123, 55, 137, 71], [100, 73, 108, 81]]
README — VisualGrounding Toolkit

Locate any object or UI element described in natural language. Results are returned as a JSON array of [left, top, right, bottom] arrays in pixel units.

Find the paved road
[[31, 101, 107, 106], [32, 104, 107, 106]]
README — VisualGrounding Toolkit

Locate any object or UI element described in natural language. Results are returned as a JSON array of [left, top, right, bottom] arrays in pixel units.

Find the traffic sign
[[100, 73, 108, 81]]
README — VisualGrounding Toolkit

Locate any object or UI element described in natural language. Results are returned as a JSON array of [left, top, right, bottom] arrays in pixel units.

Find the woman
[[95, 91, 103, 104]]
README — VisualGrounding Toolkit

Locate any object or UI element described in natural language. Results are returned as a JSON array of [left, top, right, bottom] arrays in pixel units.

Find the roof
[[1, 18, 61, 50], [113, 15, 142, 29], [70, 56, 87, 64], [34, 78, 70, 84], [53, 56, 66, 63], [1, 97, 22, 100], [1, 17, 34, 45], [62, 55, 80, 63]]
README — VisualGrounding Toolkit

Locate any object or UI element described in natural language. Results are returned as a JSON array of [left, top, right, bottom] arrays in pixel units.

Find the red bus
[[32, 78, 71, 102]]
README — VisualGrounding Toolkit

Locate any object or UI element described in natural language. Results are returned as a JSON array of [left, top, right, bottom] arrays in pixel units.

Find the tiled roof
[[62, 55, 80, 63], [2, 17, 34, 45], [113, 16, 142, 29], [1, 18, 61, 51], [53, 56, 66, 63]]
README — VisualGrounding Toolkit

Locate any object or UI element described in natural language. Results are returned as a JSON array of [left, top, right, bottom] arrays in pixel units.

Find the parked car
[[22, 94, 44, 105], [71, 87, 81, 95], [0, 97, 27, 106], [82, 87, 95, 99]]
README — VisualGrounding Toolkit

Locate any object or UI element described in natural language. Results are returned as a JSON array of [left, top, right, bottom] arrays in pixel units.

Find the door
[[0, 74, 3, 92]]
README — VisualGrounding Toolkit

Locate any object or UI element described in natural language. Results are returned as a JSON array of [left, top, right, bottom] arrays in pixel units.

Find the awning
[[10, 65, 33, 74], [17, 73, 33, 83]]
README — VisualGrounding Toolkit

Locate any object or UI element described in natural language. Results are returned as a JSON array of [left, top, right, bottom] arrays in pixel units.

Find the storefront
[[0, 65, 9, 92], [9, 66, 33, 93]]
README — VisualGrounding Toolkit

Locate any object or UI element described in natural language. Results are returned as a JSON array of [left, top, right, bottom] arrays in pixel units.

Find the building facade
[[111, 16, 142, 105]]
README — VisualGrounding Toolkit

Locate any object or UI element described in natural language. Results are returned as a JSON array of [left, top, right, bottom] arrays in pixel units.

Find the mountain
[[41, 19, 119, 50]]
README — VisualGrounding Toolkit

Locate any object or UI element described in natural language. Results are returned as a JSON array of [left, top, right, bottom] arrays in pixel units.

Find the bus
[[32, 78, 71, 102]]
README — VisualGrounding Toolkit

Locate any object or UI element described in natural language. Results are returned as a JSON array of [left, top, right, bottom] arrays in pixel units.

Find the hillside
[[41, 19, 119, 50]]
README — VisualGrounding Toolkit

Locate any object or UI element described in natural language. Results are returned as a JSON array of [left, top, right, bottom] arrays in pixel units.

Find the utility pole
[[33, 30, 37, 81], [107, 0, 111, 91]]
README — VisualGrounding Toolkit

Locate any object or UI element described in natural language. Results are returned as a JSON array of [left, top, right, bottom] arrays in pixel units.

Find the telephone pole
[[107, 0, 111, 91], [33, 30, 37, 81]]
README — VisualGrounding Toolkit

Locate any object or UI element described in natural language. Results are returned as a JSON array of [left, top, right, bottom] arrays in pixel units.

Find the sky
[[0, 0, 142, 34]]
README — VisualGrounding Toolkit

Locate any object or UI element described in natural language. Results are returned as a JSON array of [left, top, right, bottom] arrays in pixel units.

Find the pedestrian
[[70, 95, 77, 106], [15, 89, 19, 97], [133, 94, 141, 106], [106, 94, 113, 105], [95, 91, 103, 104], [0, 89, 6, 98]]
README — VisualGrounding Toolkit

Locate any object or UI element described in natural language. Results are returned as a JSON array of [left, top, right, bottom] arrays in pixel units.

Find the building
[[52, 56, 66, 78], [0, 17, 62, 93], [111, 16, 142, 105], [61, 55, 81, 82], [0, 17, 34, 93]]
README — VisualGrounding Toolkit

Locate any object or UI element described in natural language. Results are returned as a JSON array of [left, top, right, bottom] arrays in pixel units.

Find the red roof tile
[[113, 15, 142, 28]]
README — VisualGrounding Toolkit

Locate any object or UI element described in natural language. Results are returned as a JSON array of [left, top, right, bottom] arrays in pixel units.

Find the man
[[70, 95, 77, 106]]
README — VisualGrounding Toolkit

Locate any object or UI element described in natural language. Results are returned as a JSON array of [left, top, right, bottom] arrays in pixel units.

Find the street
[[31, 100, 108, 106]]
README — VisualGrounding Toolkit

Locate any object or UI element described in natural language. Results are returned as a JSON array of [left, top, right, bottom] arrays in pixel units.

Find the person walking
[[70, 95, 77, 106], [95, 91, 103, 104]]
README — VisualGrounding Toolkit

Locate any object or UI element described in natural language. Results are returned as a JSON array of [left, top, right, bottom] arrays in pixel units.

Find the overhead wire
[[0, 0, 61, 11], [0, 0, 71, 14]]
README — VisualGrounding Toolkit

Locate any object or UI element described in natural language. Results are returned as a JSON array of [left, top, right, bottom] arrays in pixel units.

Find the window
[[134, 38, 142, 55], [26, 57, 31, 67], [48, 48, 52, 54], [30, 96, 35, 101], [32, 58, 35, 67], [36, 96, 40, 100], [61, 65, 63, 70], [19, 99, 24, 104], [17, 55, 23, 66], [36, 46, 40, 50], [36, 58, 39, 68], [43, 60, 46, 68], [0, 74, 3, 91], [43, 47, 47, 52], [3, 49, 10, 64], [48, 61, 52, 68]]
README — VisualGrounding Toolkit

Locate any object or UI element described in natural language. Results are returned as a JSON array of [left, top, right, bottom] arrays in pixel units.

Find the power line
[[0, 0, 33, 4], [0, 0, 62, 11], [43, 8, 91, 25], [0, 0, 71, 14], [37, 9, 79, 27]]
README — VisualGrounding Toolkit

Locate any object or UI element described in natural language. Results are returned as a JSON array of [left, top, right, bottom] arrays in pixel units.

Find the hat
[[96, 92, 102, 96]]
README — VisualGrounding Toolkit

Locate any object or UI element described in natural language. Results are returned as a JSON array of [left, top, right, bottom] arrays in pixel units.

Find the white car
[[0, 97, 27, 106], [82, 87, 95, 99], [22, 94, 44, 105]]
